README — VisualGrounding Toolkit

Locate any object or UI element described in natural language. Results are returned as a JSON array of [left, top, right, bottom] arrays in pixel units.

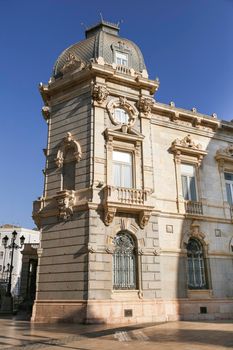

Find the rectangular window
[[113, 151, 132, 188], [115, 51, 128, 66], [181, 164, 197, 201], [224, 172, 233, 205], [114, 108, 129, 124]]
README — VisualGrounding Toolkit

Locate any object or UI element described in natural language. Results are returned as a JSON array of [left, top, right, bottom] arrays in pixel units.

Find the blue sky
[[0, 0, 232, 228]]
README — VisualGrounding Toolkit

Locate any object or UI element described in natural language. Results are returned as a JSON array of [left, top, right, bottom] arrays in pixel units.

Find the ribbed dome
[[53, 21, 147, 78]]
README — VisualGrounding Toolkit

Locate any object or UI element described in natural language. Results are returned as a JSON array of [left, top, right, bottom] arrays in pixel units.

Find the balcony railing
[[105, 186, 148, 206], [185, 201, 203, 215], [116, 65, 131, 75]]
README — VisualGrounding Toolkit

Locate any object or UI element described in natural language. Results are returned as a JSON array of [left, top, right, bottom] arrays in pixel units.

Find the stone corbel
[[137, 97, 154, 118], [104, 207, 116, 226], [56, 190, 75, 221], [139, 210, 151, 229], [170, 111, 179, 122], [42, 106, 51, 123], [92, 84, 109, 105]]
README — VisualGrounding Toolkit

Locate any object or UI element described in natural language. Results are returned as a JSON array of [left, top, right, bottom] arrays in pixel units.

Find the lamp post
[[2, 231, 25, 299]]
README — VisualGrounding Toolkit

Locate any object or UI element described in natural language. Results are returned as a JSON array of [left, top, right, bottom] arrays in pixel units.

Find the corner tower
[[32, 20, 161, 323]]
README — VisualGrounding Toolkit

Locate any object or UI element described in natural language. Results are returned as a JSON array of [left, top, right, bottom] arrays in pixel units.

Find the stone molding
[[106, 97, 138, 126], [182, 222, 209, 250], [55, 132, 82, 168]]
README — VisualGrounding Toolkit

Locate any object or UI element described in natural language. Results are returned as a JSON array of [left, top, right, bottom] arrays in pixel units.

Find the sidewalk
[[0, 317, 232, 350]]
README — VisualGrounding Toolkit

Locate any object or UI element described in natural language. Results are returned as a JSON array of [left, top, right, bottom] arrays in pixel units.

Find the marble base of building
[[31, 299, 233, 324]]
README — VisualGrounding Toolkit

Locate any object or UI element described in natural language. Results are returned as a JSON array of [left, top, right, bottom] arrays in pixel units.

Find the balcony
[[104, 186, 154, 228], [185, 201, 203, 215]]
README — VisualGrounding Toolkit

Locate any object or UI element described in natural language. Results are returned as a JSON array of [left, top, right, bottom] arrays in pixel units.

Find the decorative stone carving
[[92, 84, 109, 104], [104, 207, 116, 226], [137, 97, 154, 117], [41, 106, 51, 122], [61, 53, 85, 74], [139, 210, 151, 229], [88, 244, 97, 253], [105, 247, 114, 254], [153, 248, 161, 256], [55, 132, 82, 168], [216, 145, 233, 159], [172, 134, 202, 150], [182, 222, 208, 248], [106, 97, 138, 126], [55, 190, 75, 221]]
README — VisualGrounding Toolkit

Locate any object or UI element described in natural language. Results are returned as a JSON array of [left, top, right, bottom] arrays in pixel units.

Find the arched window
[[187, 238, 207, 289], [62, 147, 76, 191], [113, 232, 137, 290]]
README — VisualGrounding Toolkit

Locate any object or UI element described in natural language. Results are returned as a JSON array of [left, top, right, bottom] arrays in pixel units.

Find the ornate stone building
[[32, 21, 233, 323]]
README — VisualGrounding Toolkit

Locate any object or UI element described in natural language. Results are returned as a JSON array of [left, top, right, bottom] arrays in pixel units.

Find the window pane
[[181, 164, 195, 176], [224, 172, 233, 181], [113, 151, 132, 188], [187, 238, 207, 289], [115, 51, 128, 66], [189, 176, 197, 201], [226, 183, 233, 205], [181, 175, 189, 200]]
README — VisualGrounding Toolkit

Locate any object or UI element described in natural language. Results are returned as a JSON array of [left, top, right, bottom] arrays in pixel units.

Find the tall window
[[62, 147, 76, 190], [115, 51, 128, 66], [114, 108, 129, 124], [113, 232, 136, 290], [224, 172, 233, 205], [187, 238, 207, 289], [113, 151, 132, 188], [181, 164, 197, 201]]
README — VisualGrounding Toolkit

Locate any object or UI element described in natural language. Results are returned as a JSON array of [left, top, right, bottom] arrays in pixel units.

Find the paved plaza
[[0, 317, 232, 350]]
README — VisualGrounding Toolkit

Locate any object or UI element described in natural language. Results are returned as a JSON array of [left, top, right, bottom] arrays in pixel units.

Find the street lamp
[[2, 230, 25, 298]]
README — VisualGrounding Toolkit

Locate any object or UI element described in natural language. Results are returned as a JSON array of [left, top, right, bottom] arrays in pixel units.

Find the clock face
[[114, 108, 129, 124]]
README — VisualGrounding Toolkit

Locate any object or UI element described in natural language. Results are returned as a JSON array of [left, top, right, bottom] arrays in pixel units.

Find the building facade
[[0, 224, 40, 296], [32, 21, 233, 324]]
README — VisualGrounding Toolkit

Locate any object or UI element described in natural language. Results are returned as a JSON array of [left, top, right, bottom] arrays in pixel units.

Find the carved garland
[[106, 97, 138, 126], [55, 132, 82, 168]]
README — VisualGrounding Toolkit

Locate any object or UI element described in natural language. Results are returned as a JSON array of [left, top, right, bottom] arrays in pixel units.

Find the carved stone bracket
[[41, 106, 51, 122], [55, 132, 82, 168], [61, 53, 85, 74], [137, 97, 154, 117], [104, 207, 116, 226], [55, 190, 75, 221], [139, 210, 152, 229], [92, 84, 109, 104]]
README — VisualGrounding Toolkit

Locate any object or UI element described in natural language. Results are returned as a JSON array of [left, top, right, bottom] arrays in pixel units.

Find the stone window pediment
[[171, 134, 207, 165], [55, 132, 82, 168], [215, 144, 233, 166], [104, 125, 144, 144]]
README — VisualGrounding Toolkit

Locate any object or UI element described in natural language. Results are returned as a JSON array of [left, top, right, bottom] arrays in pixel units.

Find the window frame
[[115, 51, 128, 66], [187, 238, 208, 290], [112, 150, 134, 188], [112, 231, 138, 290], [181, 163, 198, 202]]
